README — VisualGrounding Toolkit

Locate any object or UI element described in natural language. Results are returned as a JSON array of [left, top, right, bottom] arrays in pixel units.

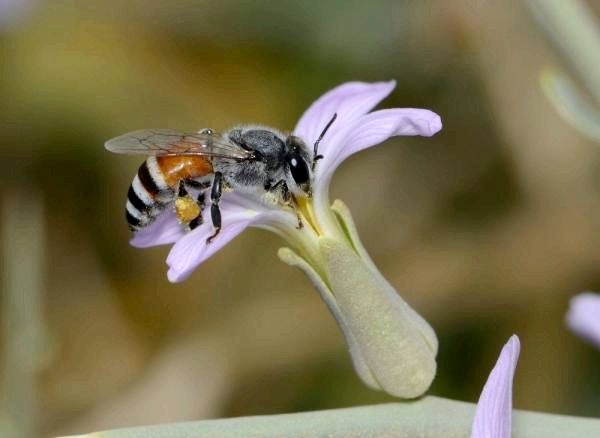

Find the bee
[[105, 114, 336, 242]]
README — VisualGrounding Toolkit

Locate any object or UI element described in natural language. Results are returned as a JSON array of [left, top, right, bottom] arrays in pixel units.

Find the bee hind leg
[[206, 172, 223, 243], [175, 180, 204, 228], [182, 180, 210, 230], [188, 192, 207, 230]]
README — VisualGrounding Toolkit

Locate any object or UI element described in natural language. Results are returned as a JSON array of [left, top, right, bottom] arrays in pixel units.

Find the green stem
[[60, 396, 600, 438]]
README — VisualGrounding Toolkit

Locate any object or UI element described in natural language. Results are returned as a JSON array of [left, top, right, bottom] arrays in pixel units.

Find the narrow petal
[[471, 335, 520, 438], [166, 194, 297, 283], [294, 81, 396, 157], [166, 205, 258, 283], [566, 292, 600, 349], [313, 108, 442, 216], [325, 108, 442, 173], [130, 210, 185, 248]]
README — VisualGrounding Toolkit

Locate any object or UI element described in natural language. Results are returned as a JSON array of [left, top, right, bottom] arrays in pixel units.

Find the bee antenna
[[312, 113, 337, 168]]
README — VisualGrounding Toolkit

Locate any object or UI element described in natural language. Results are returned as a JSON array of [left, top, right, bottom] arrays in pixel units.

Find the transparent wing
[[105, 129, 251, 160]]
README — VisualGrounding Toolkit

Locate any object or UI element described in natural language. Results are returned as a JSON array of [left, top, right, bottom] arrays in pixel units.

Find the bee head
[[284, 135, 313, 196]]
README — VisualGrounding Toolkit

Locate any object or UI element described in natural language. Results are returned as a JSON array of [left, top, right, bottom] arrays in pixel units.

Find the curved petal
[[130, 210, 185, 248], [294, 81, 396, 157], [566, 292, 600, 349], [130, 191, 284, 250], [471, 335, 520, 438], [313, 108, 442, 213], [166, 204, 259, 283], [166, 194, 297, 283], [324, 108, 442, 174]]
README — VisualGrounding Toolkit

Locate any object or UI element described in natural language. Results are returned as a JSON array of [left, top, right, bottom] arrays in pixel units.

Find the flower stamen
[[295, 196, 322, 236]]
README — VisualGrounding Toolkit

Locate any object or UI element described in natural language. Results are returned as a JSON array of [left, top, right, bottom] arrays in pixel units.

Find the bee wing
[[105, 129, 251, 160]]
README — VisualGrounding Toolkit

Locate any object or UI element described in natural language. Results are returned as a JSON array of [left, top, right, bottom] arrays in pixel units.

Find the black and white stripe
[[125, 158, 173, 230]]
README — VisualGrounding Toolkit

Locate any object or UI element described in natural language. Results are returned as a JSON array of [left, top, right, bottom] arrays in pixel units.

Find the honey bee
[[105, 115, 336, 242]]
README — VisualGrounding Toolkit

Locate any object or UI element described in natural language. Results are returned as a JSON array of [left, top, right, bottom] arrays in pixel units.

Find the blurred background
[[1, 0, 599, 436]]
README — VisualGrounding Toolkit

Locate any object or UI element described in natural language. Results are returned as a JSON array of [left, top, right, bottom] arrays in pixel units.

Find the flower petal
[[312, 108, 442, 216], [166, 203, 259, 283], [165, 194, 297, 283], [566, 292, 600, 349], [326, 108, 442, 172], [294, 81, 396, 157], [130, 210, 185, 248], [471, 335, 520, 438]]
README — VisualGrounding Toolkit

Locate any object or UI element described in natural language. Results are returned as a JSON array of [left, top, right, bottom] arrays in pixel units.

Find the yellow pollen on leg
[[175, 197, 201, 224]]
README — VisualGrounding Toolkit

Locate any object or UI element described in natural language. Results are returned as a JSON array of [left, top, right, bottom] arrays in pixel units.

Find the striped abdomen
[[125, 155, 213, 231]]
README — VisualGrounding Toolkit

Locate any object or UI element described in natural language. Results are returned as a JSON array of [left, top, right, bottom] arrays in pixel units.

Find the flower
[[0, 0, 35, 30], [131, 81, 442, 398], [132, 81, 441, 282], [471, 335, 520, 438], [566, 292, 600, 349]]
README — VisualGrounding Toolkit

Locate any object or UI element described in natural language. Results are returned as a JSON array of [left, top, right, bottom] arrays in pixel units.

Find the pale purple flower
[[132, 81, 441, 282], [0, 0, 36, 30], [130, 81, 442, 398], [471, 335, 520, 438], [566, 292, 600, 349]]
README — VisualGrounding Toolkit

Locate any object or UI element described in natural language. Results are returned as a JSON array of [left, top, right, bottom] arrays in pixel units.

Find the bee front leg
[[267, 180, 302, 229], [266, 180, 292, 205], [206, 172, 223, 244]]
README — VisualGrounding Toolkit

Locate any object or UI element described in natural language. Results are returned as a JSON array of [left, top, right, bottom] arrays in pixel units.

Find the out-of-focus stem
[[526, 0, 600, 103], [59, 396, 600, 438], [0, 188, 45, 438]]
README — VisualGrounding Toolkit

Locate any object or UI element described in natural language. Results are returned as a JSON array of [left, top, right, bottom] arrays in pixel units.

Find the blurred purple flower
[[0, 0, 35, 30], [132, 81, 442, 283], [566, 292, 600, 349], [471, 335, 520, 438]]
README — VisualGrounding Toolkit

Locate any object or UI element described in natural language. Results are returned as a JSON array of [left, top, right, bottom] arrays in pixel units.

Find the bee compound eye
[[287, 153, 310, 185]]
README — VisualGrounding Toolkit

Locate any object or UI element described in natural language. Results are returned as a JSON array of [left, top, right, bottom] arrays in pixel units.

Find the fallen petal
[[471, 335, 520, 438]]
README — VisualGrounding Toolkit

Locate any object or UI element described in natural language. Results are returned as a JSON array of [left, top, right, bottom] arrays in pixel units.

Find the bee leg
[[267, 180, 302, 229], [179, 180, 210, 230], [177, 180, 187, 197], [188, 192, 206, 230], [206, 172, 223, 244], [267, 180, 291, 204], [175, 180, 202, 226], [185, 180, 211, 190]]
